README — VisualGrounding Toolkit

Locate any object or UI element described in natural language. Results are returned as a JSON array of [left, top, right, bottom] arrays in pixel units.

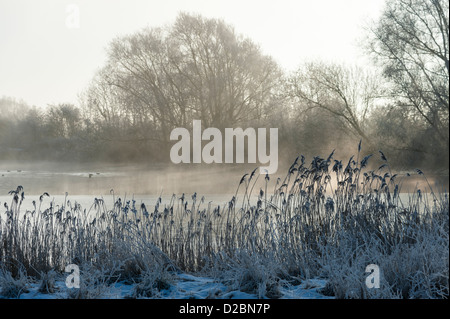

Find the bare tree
[[287, 61, 386, 148], [83, 12, 281, 149], [170, 13, 281, 129], [367, 0, 449, 150], [46, 104, 81, 139]]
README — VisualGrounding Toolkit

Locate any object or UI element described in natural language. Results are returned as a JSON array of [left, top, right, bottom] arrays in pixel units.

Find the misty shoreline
[[0, 160, 448, 196]]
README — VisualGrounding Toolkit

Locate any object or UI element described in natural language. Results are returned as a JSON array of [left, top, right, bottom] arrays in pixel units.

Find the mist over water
[[0, 161, 276, 196], [1, 159, 447, 204]]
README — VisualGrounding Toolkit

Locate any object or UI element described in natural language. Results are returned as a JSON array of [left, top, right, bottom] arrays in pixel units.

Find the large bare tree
[[287, 61, 386, 148], [367, 0, 449, 151], [83, 13, 281, 148]]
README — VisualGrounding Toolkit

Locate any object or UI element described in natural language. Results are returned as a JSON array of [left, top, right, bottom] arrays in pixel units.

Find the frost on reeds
[[0, 143, 448, 298], [0, 267, 29, 298]]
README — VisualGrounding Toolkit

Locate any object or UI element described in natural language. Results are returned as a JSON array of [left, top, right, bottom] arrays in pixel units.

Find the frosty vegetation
[[0, 0, 448, 300], [0, 147, 448, 299]]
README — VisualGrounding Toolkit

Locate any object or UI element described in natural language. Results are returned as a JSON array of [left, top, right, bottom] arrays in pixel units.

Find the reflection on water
[[0, 162, 448, 204], [0, 162, 254, 196]]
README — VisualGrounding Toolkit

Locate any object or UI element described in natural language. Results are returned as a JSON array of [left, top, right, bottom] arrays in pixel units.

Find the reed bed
[[0, 145, 448, 298]]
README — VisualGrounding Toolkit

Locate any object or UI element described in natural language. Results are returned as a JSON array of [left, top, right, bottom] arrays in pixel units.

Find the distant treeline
[[1, 1, 448, 170]]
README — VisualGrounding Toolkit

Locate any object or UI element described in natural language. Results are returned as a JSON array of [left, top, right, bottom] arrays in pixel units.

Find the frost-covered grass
[[5, 271, 330, 299], [0, 145, 448, 299]]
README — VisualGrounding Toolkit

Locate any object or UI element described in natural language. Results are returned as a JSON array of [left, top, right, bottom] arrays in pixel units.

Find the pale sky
[[0, 0, 386, 108]]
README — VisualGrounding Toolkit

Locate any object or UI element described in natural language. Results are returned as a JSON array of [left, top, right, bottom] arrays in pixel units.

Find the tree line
[[1, 0, 448, 170]]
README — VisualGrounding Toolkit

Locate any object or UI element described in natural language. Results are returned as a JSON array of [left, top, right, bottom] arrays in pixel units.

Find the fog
[[1, 157, 447, 199], [0, 160, 288, 196], [0, 161, 238, 196], [1, 8, 449, 199]]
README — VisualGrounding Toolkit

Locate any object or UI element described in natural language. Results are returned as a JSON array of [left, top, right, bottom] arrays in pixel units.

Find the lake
[[0, 160, 448, 212]]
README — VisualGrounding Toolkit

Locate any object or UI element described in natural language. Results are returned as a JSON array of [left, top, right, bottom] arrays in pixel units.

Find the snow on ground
[[16, 273, 332, 299]]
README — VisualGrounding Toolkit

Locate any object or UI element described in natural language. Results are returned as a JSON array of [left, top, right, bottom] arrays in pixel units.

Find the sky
[[0, 0, 386, 108]]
